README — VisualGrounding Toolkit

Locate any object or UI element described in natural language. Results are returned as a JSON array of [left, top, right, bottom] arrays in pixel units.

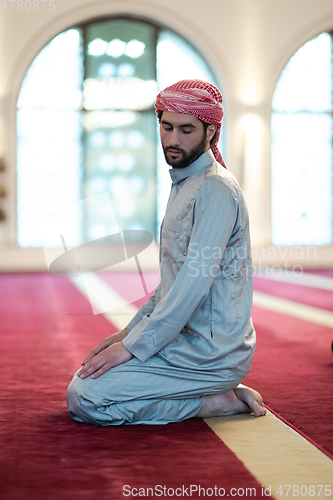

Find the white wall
[[0, 0, 333, 270]]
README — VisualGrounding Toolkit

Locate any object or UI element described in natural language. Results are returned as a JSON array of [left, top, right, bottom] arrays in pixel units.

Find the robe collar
[[168, 149, 215, 184]]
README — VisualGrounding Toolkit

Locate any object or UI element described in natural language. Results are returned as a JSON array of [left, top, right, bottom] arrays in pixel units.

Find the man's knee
[[66, 374, 90, 423]]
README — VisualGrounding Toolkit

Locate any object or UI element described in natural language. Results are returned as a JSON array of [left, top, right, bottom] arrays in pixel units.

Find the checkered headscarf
[[155, 79, 226, 168]]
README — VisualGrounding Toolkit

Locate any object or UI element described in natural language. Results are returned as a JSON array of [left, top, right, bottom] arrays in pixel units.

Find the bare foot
[[196, 389, 252, 418], [234, 384, 266, 417], [196, 385, 266, 418]]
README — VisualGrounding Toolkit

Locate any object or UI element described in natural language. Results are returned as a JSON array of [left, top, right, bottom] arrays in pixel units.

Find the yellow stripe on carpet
[[70, 274, 138, 330], [205, 412, 333, 499]]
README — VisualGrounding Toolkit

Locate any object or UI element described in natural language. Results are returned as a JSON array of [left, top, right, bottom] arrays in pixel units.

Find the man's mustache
[[164, 146, 185, 154]]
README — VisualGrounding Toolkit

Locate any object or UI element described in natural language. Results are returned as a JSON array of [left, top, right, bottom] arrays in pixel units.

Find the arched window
[[271, 32, 333, 246], [17, 18, 218, 247]]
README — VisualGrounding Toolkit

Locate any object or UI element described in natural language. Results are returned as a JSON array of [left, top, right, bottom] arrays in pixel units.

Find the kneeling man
[[66, 79, 266, 425]]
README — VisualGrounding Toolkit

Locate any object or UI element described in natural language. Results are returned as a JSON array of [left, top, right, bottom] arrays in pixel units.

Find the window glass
[[84, 111, 156, 239], [156, 30, 216, 90], [271, 33, 333, 245], [18, 29, 83, 110], [272, 33, 332, 113], [83, 20, 157, 241], [17, 29, 83, 247], [17, 19, 221, 247]]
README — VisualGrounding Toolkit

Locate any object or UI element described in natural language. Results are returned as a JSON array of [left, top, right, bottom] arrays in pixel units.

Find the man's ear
[[206, 124, 217, 142]]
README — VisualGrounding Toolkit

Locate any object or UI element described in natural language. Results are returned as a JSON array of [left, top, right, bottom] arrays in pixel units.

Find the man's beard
[[163, 135, 207, 169]]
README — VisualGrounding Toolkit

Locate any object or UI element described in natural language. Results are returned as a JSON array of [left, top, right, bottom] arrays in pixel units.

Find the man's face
[[160, 111, 209, 168]]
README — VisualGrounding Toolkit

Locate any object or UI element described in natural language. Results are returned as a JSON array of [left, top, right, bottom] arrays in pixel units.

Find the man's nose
[[169, 129, 180, 146]]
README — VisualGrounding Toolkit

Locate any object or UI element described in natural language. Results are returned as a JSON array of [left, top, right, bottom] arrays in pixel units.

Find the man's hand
[[77, 341, 133, 379], [81, 328, 130, 367]]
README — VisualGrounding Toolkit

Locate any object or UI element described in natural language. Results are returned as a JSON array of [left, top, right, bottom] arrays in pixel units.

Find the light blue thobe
[[66, 150, 256, 425]]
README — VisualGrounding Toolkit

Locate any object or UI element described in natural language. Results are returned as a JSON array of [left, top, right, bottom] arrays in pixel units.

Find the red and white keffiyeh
[[155, 79, 226, 168]]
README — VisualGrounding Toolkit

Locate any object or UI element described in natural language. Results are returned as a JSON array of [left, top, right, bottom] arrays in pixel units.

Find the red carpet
[[245, 273, 333, 458], [0, 273, 267, 500], [245, 306, 333, 457]]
